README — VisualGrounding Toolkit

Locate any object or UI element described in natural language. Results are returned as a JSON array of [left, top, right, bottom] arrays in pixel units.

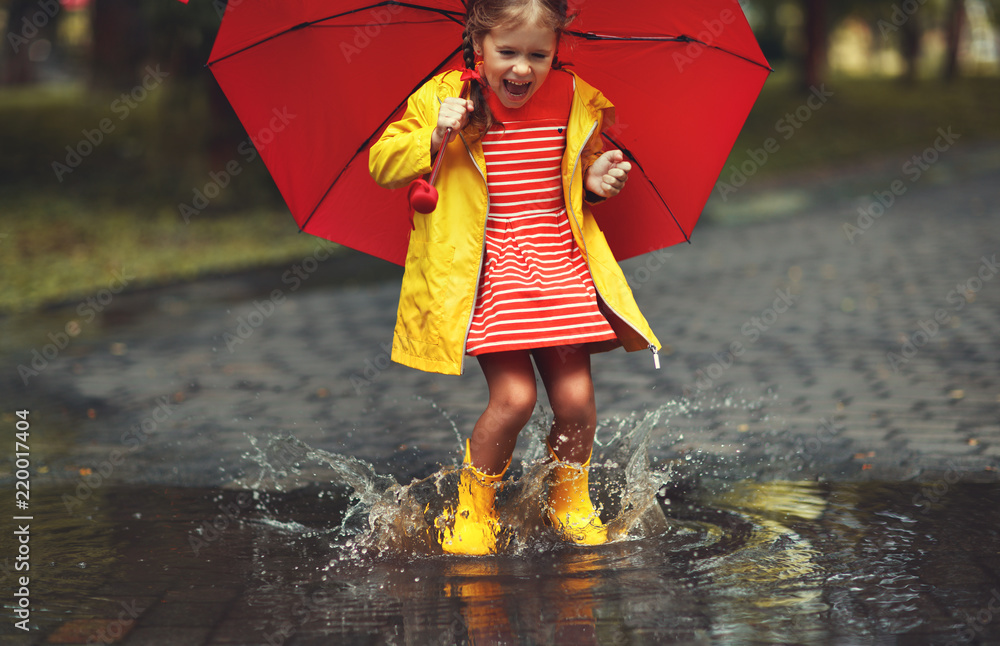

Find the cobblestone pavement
[[1, 144, 999, 645], [3, 143, 998, 487]]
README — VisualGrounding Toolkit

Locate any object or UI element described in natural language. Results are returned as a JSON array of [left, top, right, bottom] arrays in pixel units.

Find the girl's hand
[[585, 150, 632, 199], [431, 98, 474, 155]]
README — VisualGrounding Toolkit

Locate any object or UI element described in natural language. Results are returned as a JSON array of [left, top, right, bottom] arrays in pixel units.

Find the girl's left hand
[[585, 150, 632, 199]]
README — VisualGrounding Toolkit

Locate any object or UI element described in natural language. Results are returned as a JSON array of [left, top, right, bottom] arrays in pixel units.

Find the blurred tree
[[90, 0, 148, 88], [900, 7, 923, 83], [2, 0, 62, 84], [89, 0, 220, 85], [944, 0, 966, 80], [802, 0, 827, 88], [143, 0, 221, 79]]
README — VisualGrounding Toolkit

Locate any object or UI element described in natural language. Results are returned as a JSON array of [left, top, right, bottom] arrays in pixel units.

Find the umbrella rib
[[601, 131, 691, 246], [298, 43, 466, 234], [207, 2, 465, 67], [565, 31, 773, 73]]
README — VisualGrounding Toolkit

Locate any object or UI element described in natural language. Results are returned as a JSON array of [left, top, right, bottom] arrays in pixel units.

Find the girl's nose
[[513, 59, 531, 76]]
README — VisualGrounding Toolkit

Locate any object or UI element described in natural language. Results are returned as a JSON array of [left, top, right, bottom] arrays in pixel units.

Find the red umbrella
[[206, 1, 770, 265]]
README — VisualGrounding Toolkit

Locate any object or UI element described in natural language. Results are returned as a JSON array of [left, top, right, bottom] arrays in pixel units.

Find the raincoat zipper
[[434, 91, 487, 376], [567, 119, 661, 370], [460, 133, 488, 376]]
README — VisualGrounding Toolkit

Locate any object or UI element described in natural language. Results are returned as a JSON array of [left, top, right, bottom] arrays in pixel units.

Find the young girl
[[369, 0, 660, 555]]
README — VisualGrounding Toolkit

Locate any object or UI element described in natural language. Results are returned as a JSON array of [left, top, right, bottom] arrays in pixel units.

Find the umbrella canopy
[[207, 1, 770, 265]]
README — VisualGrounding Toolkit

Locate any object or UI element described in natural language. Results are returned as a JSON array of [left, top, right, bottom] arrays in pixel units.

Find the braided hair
[[461, 0, 574, 134]]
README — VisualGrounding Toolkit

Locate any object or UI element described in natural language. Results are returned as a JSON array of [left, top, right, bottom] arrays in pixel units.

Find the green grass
[[0, 195, 324, 312], [0, 80, 329, 313], [727, 67, 1000, 176], [1, 70, 998, 312]]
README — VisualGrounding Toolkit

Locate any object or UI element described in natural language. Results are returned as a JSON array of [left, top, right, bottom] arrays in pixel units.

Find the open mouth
[[502, 79, 531, 101]]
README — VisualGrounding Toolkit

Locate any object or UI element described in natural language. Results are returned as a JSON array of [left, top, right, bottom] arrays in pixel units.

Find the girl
[[369, 0, 660, 555]]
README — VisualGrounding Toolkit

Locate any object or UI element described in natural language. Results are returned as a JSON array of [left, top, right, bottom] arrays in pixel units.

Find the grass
[[0, 80, 327, 313], [726, 67, 1000, 175], [1, 69, 998, 313], [0, 194, 322, 313]]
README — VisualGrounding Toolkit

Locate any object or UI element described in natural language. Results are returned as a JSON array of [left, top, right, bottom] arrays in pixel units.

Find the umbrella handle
[[426, 127, 451, 186], [407, 127, 452, 218]]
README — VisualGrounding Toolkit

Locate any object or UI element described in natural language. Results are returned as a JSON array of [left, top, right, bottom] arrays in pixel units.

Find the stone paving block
[[138, 602, 229, 628], [162, 587, 242, 604], [44, 617, 135, 644], [122, 627, 211, 646], [204, 621, 270, 644]]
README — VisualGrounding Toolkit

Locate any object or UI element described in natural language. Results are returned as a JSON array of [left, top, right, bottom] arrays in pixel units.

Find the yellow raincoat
[[369, 69, 660, 376]]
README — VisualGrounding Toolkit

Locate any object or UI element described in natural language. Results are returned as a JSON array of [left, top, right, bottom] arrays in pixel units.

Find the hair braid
[[461, 25, 491, 133]]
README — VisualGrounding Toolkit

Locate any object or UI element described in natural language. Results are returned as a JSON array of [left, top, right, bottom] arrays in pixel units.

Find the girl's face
[[477, 21, 558, 109]]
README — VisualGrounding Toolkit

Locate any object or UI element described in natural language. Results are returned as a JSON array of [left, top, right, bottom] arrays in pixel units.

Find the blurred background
[[0, 0, 998, 313]]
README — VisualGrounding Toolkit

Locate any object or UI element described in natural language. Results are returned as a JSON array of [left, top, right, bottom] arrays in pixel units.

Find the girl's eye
[[499, 50, 515, 56], [532, 53, 548, 60]]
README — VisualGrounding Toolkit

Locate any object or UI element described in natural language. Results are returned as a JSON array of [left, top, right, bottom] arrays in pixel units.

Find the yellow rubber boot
[[546, 443, 608, 545], [439, 441, 507, 556]]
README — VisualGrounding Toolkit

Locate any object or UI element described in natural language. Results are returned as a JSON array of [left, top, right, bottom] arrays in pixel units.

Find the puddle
[[3, 431, 999, 644]]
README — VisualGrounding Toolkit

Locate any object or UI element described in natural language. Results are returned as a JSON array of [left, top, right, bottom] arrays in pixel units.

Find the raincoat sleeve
[[369, 80, 439, 190]]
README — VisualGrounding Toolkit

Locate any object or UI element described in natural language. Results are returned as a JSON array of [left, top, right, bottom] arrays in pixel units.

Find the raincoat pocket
[[395, 239, 456, 346]]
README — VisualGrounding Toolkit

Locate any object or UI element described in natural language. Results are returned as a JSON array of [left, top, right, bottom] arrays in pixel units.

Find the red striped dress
[[465, 71, 617, 356]]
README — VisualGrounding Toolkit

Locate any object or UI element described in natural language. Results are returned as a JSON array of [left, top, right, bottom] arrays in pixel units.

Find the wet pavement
[[1, 141, 999, 644]]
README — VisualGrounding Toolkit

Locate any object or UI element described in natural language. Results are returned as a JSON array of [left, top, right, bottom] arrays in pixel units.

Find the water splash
[[234, 405, 684, 558]]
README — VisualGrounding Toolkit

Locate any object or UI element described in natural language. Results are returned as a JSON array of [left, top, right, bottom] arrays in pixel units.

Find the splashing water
[[234, 405, 682, 558]]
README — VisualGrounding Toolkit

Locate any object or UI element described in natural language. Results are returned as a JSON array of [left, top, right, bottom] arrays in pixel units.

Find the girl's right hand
[[431, 97, 474, 155]]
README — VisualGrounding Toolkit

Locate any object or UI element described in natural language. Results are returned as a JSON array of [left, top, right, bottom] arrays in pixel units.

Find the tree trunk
[[900, 14, 922, 84], [90, 0, 148, 89], [2, 0, 60, 85], [802, 0, 827, 89], [944, 0, 966, 81]]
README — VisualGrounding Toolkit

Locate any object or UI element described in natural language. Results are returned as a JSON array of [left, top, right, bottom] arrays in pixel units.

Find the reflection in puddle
[[3, 434, 1000, 644]]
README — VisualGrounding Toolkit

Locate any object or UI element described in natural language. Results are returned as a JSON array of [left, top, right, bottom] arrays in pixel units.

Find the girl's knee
[[548, 377, 596, 425], [491, 381, 536, 424]]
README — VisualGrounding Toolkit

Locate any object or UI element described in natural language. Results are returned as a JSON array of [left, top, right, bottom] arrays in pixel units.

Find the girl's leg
[[532, 346, 597, 463], [439, 350, 535, 555], [532, 345, 607, 544], [470, 350, 537, 475]]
